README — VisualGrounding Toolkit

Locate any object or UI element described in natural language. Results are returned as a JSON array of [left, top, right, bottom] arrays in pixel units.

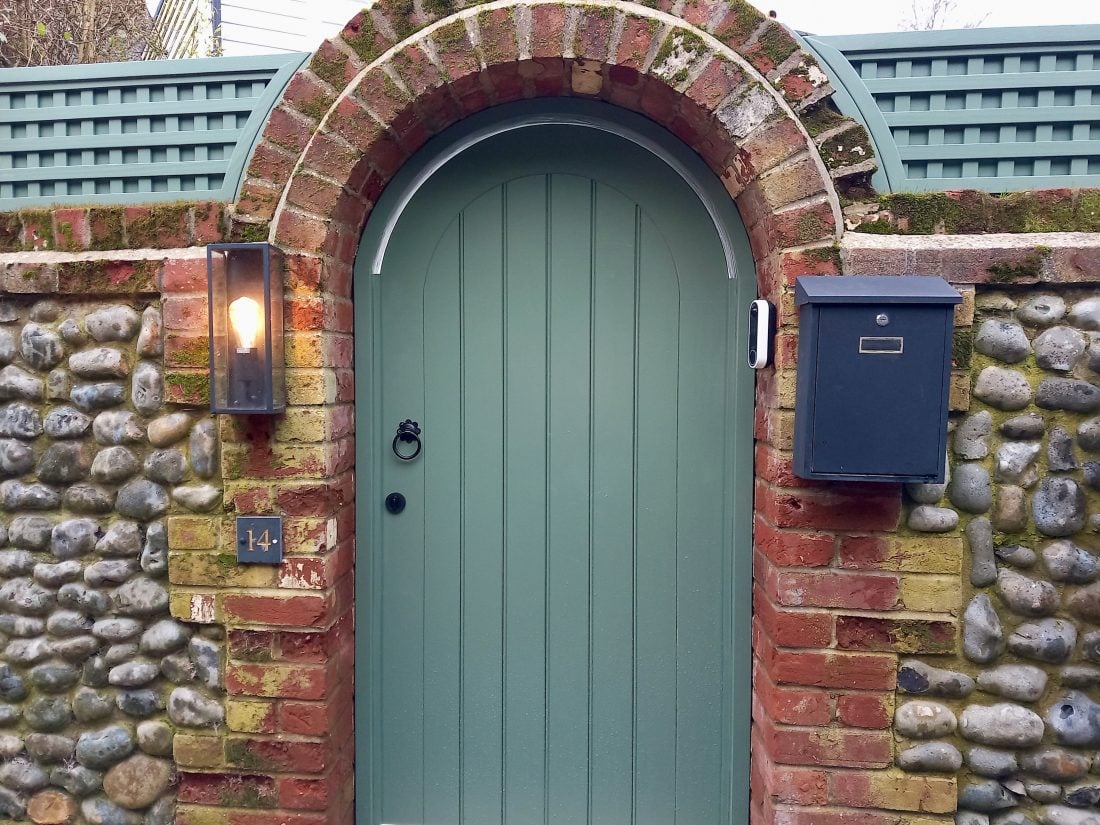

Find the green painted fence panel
[[0, 53, 306, 211], [804, 25, 1100, 192]]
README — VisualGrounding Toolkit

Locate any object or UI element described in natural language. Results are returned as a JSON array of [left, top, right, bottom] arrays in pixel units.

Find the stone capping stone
[[841, 231, 1100, 284]]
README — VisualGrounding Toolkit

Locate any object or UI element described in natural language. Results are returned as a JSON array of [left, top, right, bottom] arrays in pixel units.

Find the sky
[[754, 0, 1100, 36]]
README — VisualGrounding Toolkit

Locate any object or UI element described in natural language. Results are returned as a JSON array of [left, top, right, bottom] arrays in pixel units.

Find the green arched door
[[355, 109, 755, 825]]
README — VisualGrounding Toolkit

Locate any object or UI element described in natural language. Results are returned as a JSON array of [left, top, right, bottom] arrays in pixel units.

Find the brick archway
[[207, 4, 859, 824]]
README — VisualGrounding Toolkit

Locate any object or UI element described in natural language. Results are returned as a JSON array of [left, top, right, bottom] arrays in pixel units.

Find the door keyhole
[[385, 492, 407, 514]]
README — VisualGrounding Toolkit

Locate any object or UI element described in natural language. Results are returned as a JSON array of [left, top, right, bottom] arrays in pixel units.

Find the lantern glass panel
[[207, 243, 285, 414]]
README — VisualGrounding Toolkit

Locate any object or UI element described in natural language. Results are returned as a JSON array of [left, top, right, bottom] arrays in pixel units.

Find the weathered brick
[[827, 769, 956, 813]]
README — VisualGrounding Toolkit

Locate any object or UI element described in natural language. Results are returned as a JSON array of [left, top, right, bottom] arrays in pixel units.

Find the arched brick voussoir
[[246, 1, 844, 284]]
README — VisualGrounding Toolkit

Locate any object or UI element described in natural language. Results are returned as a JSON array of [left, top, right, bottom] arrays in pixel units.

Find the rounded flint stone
[[43, 406, 92, 439], [977, 664, 1048, 702], [975, 319, 1031, 364], [967, 517, 998, 588], [909, 505, 959, 533], [69, 383, 125, 411], [114, 480, 169, 521], [111, 576, 168, 617], [53, 635, 102, 663], [0, 577, 55, 615], [1069, 296, 1100, 330], [1047, 692, 1100, 747], [36, 442, 91, 484], [8, 519, 52, 552], [1033, 477, 1086, 537], [189, 419, 217, 478], [958, 780, 1018, 812], [995, 441, 1041, 484], [116, 689, 163, 718], [90, 447, 140, 485], [1080, 417, 1100, 453], [68, 348, 129, 380], [0, 329, 13, 365], [130, 361, 163, 417], [1043, 541, 1098, 584], [146, 412, 189, 447], [167, 687, 224, 727], [0, 549, 35, 577], [84, 559, 139, 587], [0, 480, 61, 510], [0, 613, 43, 636], [0, 364, 44, 401], [1049, 427, 1078, 471], [950, 463, 993, 514], [24, 696, 73, 733], [136, 306, 162, 357], [73, 688, 115, 724], [1002, 413, 1046, 439], [20, 323, 64, 371], [85, 306, 141, 343], [63, 484, 115, 514], [1022, 750, 1091, 784], [997, 568, 1058, 617], [1035, 326, 1087, 371], [140, 522, 168, 578], [959, 703, 1044, 747], [995, 545, 1036, 569], [95, 522, 141, 558], [0, 402, 43, 439], [895, 700, 957, 739], [897, 741, 962, 772], [143, 449, 186, 485], [105, 644, 139, 667], [48, 610, 93, 637], [51, 764, 102, 797], [1017, 294, 1066, 327], [140, 619, 190, 656], [172, 483, 220, 512], [955, 411, 994, 459], [59, 317, 87, 346], [91, 411, 144, 446], [82, 796, 142, 825], [25, 732, 75, 764], [0, 757, 49, 792], [1080, 630, 1100, 664], [964, 593, 1005, 664], [0, 438, 34, 476], [47, 367, 71, 401], [974, 367, 1034, 411], [57, 583, 111, 616], [52, 518, 100, 560], [1037, 378, 1100, 413], [1007, 620, 1078, 664], [107, 660, 159, 688], [967, 747, 1018, 778], [993, 485, 1030, 532], [29, 663, 80, 694], [75, 726, 134, 770], [34, 560, 83, 588]]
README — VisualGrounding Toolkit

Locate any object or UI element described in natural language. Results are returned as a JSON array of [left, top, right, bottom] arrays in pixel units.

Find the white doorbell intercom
[[748, 299, 775, 369]]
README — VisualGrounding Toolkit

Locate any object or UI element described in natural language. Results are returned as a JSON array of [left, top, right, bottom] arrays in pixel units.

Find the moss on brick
[[986, 253, 1044, 282], [309, 52, 347, 90], [818, 128, 876, 170], [17, 209, 54, 249], [230, 221, 271, 243], [423, 0, 456, 18], [343, 13, 385, 63], [432, 21, 470, 53], [754, 23, 798, 67], [714, 0, 763, 45], [87, 208, 125, 251], [804, 243, 842, 271], [800, 102, 848, 138], [224, 739, 267, 771], [853, 190, 1100, 235], [952, 327, 974, 370], [0, 213, 22, 252], [1075, 191, 1100, 232], [171, 336, 211, 368], [297, 92, 337, 123], [378, 0, 418, 41], [125, 202, 191, 248], [167, 371, 212, 404]]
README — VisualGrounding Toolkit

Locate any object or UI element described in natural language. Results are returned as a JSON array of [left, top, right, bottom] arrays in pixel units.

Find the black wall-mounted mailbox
[[794, 275, 962, 483]]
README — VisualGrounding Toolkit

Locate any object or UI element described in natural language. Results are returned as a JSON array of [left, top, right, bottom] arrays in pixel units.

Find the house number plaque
[[236, 516, 284, 564]]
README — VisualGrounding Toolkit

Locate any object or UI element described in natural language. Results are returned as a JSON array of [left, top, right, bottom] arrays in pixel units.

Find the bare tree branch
[[902, 0, 991, 30], [0, 0, 166, 67]]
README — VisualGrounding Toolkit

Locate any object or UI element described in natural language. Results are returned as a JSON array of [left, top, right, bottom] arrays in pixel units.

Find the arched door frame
[[352, 98, 757, 824]]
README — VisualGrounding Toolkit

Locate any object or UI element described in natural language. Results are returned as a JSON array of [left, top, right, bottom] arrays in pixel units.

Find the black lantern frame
[[206, 242, 286, 414]]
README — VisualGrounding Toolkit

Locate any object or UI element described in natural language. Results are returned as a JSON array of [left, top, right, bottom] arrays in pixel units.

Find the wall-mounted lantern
[[206, 242, 285, 414]]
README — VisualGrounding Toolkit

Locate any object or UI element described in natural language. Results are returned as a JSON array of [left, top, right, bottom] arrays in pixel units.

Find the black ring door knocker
[[392, 419, 422, 461]]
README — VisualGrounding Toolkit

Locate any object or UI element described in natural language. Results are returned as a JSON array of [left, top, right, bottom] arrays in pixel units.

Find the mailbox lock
[[875, 313, 890, 327]]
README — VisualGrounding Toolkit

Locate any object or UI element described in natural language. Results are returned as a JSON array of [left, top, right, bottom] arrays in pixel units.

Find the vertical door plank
[[674, 241, 730, 823], [378, 224, 429, 824], [502, 175, 550, 825], [588, 183, 639, 825], [459, 187, 508, 825], [422, 218, 465, 824], [545, 174, 594, 825], [632, 215, 681, 825]]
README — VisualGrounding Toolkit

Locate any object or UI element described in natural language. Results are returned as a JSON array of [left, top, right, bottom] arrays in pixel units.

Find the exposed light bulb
[[229, 296, 261, 353]]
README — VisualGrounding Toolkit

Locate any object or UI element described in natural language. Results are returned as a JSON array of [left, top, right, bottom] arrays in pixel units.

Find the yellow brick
[[177, 806, 231, 825], [174, 733, 224, 769], [226, 699, 275, 733], [866, 770, 957, 814], [771, 410, 796, 451], [168, 516, 220, 550], [953, 286, 975, 327], [286, 368, 336, 405], [776, 368, 797, 408], [285, 331, 325, 368], [169, 590, 221, 624], [275, 407, 330, 443], [949, 371, 971, 411], [169, 551, 278, 588], [900, 574, 961, 614], [887, 536, 963, 575]]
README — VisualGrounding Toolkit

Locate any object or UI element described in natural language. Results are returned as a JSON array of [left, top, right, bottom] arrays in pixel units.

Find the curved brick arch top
[[234, 0, 853, 307]]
